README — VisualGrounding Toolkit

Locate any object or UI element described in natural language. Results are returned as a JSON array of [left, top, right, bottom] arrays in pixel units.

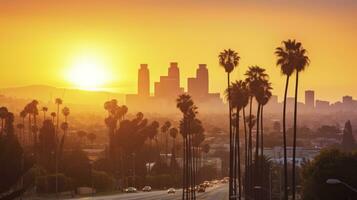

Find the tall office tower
[[154, 62, 183, 99], [196, 64, 209, 94], [305, 90, 315, 108], [188, 64, 209, 99], [138, 64, 150, 96]]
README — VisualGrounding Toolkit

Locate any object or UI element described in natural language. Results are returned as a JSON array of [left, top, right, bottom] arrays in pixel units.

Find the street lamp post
[[326, 179, 357, 193]]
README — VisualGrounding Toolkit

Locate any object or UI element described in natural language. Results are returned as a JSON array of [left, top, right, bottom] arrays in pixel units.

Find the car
[[142, 186, 152, 192], [197, 185, 206, 193], [167, 188, 176, 194], [124, 187, 137, 193]]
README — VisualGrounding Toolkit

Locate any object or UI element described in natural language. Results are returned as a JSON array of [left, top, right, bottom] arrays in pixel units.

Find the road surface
[[73, 184, 228, 200]]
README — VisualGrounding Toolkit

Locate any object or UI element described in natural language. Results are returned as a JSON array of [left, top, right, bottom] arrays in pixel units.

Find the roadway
[[72, 183, 228, 200]]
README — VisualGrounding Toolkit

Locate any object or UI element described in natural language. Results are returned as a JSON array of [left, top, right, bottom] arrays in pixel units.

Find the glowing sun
[[67, 55, 110, 90]]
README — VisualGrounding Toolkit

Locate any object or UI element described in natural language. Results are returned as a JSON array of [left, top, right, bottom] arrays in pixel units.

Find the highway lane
[[73, 183, 228, 200]]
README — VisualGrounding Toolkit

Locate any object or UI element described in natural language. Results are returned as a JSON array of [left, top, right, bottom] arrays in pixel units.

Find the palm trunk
[[235, 108, 242, 200], [255, 104, 260, 163], [282, 76, 290, 200], [292, 72, 299, 200], [248, 96, 253, 196], [242, 107, 248, 198], [227, 72, 234, 200], [260, 106, 264, 200]]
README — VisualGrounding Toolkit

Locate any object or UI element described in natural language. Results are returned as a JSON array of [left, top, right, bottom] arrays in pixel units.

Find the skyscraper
[[188, 64, 208, 99], [138, 64, 150, 96], [305, 90, 315, 109], [154, 62, 183, 99]]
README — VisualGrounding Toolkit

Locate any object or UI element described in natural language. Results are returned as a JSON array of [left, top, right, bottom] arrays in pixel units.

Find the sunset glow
[[67, 55, 111, 91]]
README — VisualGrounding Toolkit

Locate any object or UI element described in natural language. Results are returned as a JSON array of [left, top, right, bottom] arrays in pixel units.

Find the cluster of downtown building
[[126, 62, 357, 114], [126, 62, 225, 114]]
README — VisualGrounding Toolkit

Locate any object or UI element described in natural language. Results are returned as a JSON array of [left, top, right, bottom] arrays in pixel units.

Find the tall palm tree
[[245, 66, 268, 196], [0, 107, 9, 134], [161, 121, 171, 159], [20, 110, 27, 145], [42, 106, 48, 121], [219, 49, 240, 199], [169, 127, 178, 156], [62, 107, 70, 122], [50, 112, 56, 123], [275, 39, 309, 200], [291, 41, 310, 200], [227, 80, 249, 200], [55, 98, 63, 134], [16, 123, 25, 145], [177, 94, 197, 200], [275, 40, 296, 200]]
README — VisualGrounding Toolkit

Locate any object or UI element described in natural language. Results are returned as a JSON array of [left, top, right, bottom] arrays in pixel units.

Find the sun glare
[[67, 55, 110, 91]]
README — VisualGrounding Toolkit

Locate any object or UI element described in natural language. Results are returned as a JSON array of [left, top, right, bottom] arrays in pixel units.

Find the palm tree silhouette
[[219, 49, 240, 199], [50, 112, 56, 123], [291, 40, 310, 200], [275, 40, 296, 200], [226, 80, 249, 200], [20, 110, 27, 145], [55, 98, 63, 134], [244, 66, 268, 196], [169, 127, 178, 157], [42, 106, 48, 121], [276, 39, 310, 200], [16, 123, 25, 145], [177, 94, 198, 200], [161, 121, 171, 159]]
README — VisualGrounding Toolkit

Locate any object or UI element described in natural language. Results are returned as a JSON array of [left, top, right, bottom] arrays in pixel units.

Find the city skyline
[[1, 0, 357, 102]]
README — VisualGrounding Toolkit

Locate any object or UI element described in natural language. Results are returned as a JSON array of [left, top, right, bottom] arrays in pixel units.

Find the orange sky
[[0, 0, 356, 102]]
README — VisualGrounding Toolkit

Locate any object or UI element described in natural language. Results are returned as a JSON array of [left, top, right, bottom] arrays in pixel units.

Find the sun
[[67, 55, 110, 91]]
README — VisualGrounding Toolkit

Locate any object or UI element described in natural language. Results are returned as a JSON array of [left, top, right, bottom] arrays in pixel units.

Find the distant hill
[[0, 85, 125, 106]]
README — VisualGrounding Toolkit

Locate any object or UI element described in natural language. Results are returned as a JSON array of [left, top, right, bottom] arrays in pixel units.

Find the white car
[[167, 188, 176, 194]]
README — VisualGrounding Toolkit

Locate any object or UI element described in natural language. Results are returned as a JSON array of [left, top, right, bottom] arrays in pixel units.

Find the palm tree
[[28, 100, 39, 145], [275, 40, 296, 200], [62, 107, 70, 122], [16, 123, 25, 145], [20, 110, 27, 145], [177, 94, 197, 200], [50, 112, 56, 123], [55, 98, 63, 133], [219, 49, 240, 199], [275, 39, 309, 200], [245, 66, 268, 196], [161, 121, 171, 159], [169, 127, 178, 156], [291, 41, 310, 200], [0, 107, 8, 134], [227, 80, 249, 200], [42, 106, 48, 121]]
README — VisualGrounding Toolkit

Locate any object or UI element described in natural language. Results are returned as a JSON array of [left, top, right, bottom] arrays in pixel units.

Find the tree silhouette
[[0, 110, 33, 199], [219, 49, 240, 199], [177, 94, 205, 200], [42, 106, 48, 121], [291, 40, 310, 200], [341, 120, 357, 152], [275, 40, 296, 200], [161, 121, 171, 159]]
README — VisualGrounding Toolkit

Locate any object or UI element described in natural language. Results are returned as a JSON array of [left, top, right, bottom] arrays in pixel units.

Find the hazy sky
[[1, 0, 356, 102]]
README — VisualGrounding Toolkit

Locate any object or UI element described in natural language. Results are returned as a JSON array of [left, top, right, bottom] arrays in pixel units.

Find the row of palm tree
[[177, 94, 205, 200], [275, 39, 310, 200], [219, 39, 309, 200]]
